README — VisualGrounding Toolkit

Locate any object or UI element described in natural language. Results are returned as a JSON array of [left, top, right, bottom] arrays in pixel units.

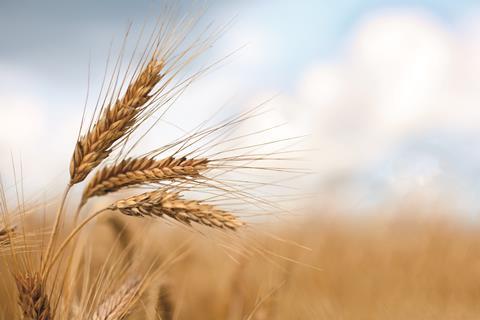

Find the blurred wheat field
[[3, 206, 480, 319], [112, 211, 480, 319]]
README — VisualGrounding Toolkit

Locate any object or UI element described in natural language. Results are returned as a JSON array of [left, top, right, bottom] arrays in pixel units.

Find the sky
[[1, 0, 480, 214]]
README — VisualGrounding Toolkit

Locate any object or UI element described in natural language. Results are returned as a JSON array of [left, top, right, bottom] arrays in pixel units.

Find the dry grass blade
[[15, 272, 52, 320], [92, 277, 142, 320], [109, 190, 244, 230], [70, 58, 165, 185], [81, 156, 208, 206]]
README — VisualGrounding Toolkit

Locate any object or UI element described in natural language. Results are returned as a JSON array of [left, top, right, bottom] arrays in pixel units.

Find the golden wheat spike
[[80, 156, 208, 206], [91, 277, 141, 320], [70, 58, 165, 185], [109, 190, 244, 230], [15, 273, 52, 320]]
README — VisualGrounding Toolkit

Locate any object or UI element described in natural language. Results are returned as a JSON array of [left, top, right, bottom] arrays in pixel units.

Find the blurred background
[[1, 0, 480, 217]]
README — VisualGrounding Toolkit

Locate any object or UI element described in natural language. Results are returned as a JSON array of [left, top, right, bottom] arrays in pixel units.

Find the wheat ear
[[15, 273, 52, 320], [92, 277, 141, 320], [109, 190, 244, 230], [80, 156, 208, 206], [70, 58, 165, 185]]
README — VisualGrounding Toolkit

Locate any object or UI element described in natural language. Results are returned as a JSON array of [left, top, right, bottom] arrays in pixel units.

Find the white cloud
[[0, 98, 45, 147], [0, 64, 74, 195], [240, 9, 480, 207]]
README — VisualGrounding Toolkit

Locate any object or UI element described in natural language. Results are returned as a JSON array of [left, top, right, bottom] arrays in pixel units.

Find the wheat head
[[80, 156, 208, 206], [92, 277, 141, 320], [109, 190, 244, 230], [70, 58, 165, 185], [15, 273, 52, 320]]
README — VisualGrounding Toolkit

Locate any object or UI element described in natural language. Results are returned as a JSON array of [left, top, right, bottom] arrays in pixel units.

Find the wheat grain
[[15, 273, 52, 320], [80, 156, 208, 206], [92, 277, 141, 320], [109, 190, 244, 230], [70, 58, 165, 185]]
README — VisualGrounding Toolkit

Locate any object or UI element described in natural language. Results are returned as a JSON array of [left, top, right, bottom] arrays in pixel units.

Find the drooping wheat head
[[109, 190, 244, 230]]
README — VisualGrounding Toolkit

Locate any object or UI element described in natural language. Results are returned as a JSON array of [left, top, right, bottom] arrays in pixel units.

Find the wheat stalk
[[92, 277, 141, 320], [70, 58, 165, 185], [15, 272, 52, 320], [80, 156, 208, 206], [109, 190, 244, 230]]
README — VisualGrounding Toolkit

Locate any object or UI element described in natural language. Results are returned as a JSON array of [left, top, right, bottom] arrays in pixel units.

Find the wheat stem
[[43, 208, 108, 279], [42, 184, 71, 277]]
